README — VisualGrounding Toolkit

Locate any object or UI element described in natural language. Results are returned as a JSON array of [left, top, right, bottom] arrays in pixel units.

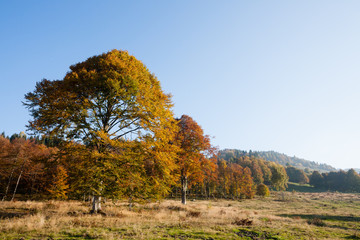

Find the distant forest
[[219, 149, 360, 193], [219, 149, 336, 172]]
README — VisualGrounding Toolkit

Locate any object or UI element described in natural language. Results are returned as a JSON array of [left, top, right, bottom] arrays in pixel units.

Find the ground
[[0, 192, 360, 239]]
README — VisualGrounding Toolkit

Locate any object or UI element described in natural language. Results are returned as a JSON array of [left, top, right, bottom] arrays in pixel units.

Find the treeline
[[310, 169, 360, 192], [173, 157, 288, 200], [0, 134, 261, 201], [0, 133, 286, 201], [2, 133, 360, 202]]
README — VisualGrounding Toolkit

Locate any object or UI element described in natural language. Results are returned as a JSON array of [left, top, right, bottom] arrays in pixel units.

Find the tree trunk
[[11, 170, 23, 201], [91, 195, 101, 213], [181, 175, 187, 205]]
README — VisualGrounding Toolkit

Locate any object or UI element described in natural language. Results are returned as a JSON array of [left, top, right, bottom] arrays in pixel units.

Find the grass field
[[1, 192, 360, 239]]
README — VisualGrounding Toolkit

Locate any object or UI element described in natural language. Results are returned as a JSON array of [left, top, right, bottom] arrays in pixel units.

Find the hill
[[219, 149, 336, 172]]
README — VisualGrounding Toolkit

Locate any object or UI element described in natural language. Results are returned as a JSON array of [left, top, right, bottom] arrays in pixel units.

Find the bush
[[256, 184, 270, 197]]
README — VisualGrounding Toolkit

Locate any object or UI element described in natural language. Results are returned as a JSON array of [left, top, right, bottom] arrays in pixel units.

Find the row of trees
[[3, 131, 359, 207], [0, 132, 263, 205]]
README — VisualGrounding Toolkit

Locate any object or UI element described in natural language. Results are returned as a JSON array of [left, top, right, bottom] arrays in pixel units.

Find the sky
[[1, 1, 360, 169]]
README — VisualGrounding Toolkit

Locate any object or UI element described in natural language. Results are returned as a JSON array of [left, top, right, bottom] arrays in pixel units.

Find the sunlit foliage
[[24, 50, 178, 212]]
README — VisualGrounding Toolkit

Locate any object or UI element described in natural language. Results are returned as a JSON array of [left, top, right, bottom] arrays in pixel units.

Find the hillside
[[219, 149, 336, 172]]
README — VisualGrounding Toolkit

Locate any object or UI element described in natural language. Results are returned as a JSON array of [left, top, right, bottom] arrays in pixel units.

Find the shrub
[[256, 184, 270, 197]]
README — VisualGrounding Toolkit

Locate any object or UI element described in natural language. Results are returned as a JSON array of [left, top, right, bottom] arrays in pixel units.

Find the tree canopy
[[24, 50, 178, 212]]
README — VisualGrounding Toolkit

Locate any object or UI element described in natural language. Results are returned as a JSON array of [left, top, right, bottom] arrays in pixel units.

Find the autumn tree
[[240, 167, 255, 198], [175, 115, 214, 204], [228, 164, 254, 199], [201, 157, 218, 199], [47, 165, 69, 200], [24, 50, 178, 213], [228, 163, 243, 198], [269, 164, 288, 191], [217, 159, 230, 198]]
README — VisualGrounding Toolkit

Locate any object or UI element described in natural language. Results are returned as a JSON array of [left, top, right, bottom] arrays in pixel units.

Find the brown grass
[[0, 192, 359, 239]]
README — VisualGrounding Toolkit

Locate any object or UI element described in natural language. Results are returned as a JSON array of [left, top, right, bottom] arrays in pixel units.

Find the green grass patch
[[286, 182, 319, 192]]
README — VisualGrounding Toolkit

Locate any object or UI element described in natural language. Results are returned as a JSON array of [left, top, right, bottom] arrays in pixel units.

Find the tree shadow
[[279, 214, 360, 222], [279, 213, 360, 232], [0, 207, 38, 219], [0, 211, 29, 219]]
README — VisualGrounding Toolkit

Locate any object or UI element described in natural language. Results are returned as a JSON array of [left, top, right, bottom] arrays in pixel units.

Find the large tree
[[24, 50, 178, 212]]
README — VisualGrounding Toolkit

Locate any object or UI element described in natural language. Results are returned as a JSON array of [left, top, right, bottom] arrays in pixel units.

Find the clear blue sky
[[1, 1, 360, 169]]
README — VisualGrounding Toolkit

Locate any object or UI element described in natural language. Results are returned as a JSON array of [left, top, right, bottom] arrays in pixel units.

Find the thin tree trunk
[[11, 162, 25, 201], [10, 157, 27, 201], [181, 175, 187, 205]]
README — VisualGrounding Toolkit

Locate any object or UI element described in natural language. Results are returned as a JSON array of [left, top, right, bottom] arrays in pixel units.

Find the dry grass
[[0, 192, 359, 239]]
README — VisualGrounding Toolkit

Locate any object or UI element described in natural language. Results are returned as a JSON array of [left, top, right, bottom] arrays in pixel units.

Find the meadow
[[0, 192, 360, 240]]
